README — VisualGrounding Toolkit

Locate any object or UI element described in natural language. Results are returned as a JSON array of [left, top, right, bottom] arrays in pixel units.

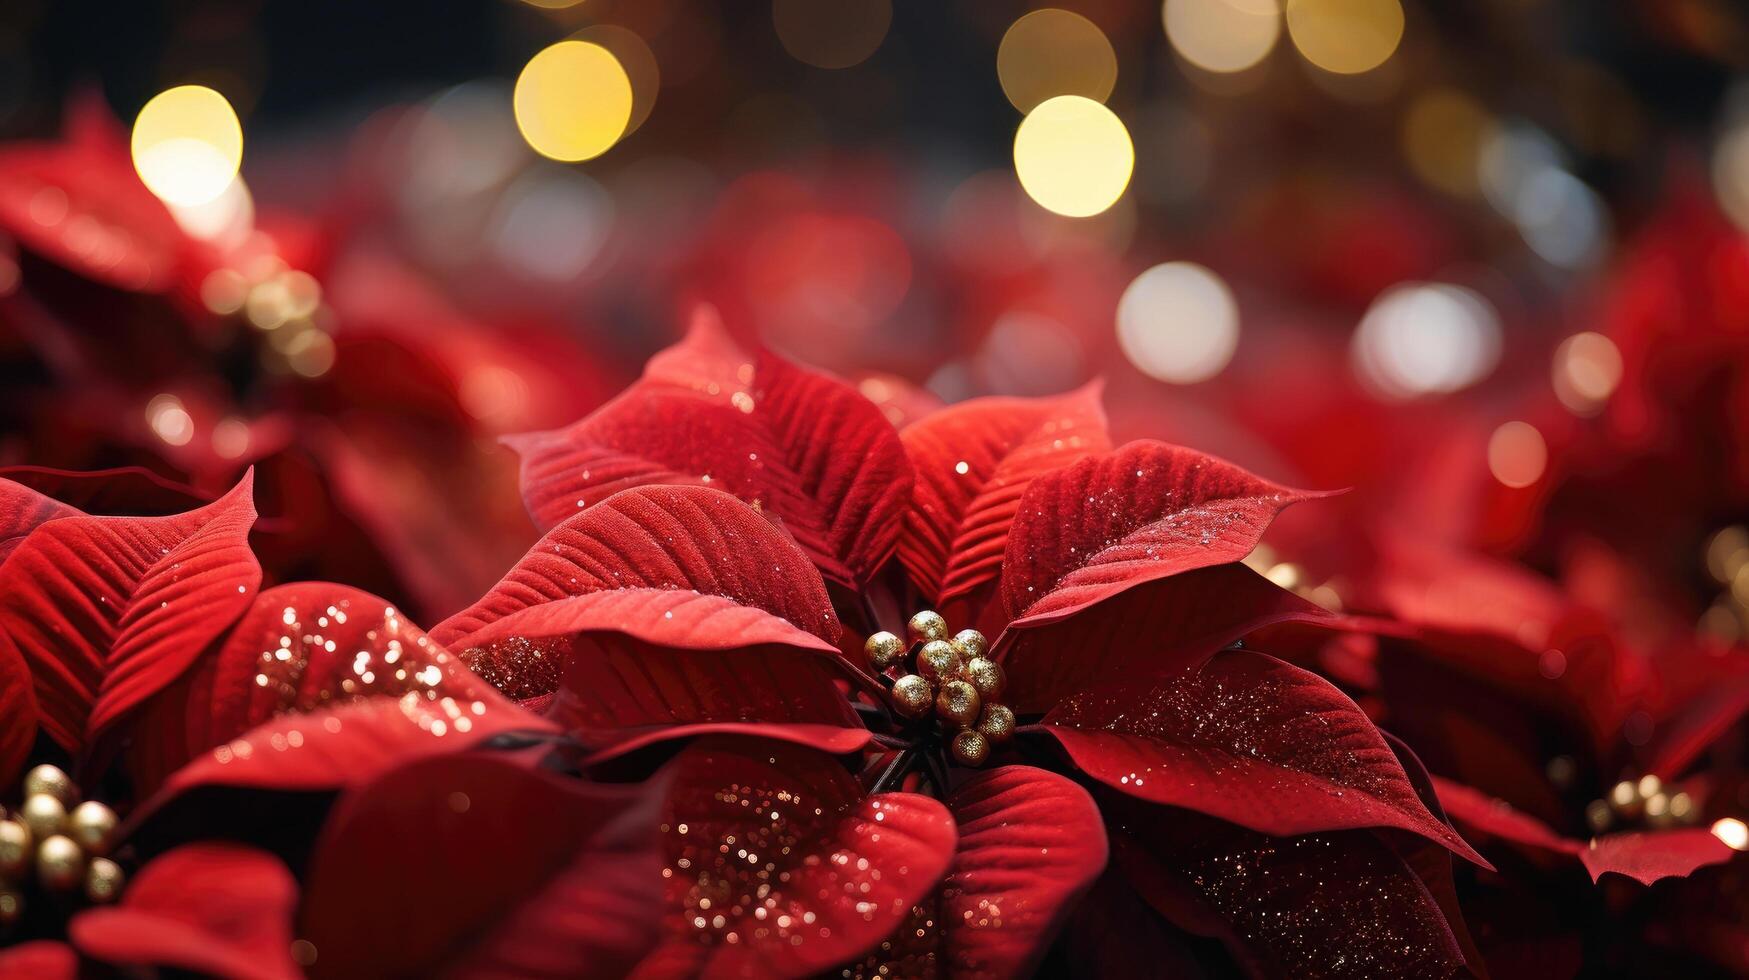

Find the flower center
[[862, 609, 1013, 772], [0, 764, 125, 930]]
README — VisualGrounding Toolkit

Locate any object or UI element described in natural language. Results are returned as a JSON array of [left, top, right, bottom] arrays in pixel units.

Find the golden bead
[[916, 640, 960, 685], [19, 794, 65, 839], [1637, 774, 1662, 799], [951, 628, 988, 660], [963, 657, 1006, 701], [891, 675, 934, 719], [907, 610, 948, 643], [68, 801, 118, 855], [0, 886, 19, 925], [936, 680, 982, 727], [1584, 799, 1613, 833], [978, 703, 1017, 743], [0, 820, 30, 877], [85, 857, 125, 904], [36, 834, 84, 890], [864, 631, 907, 671], [23, 765, 75, 805], [950, 729, 990, 767]]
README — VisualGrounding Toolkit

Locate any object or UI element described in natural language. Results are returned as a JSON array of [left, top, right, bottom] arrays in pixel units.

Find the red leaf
[[551, 634, 867, 757], [637, 737, 956, 978], [0, 475, 81, 561], [70, 843, 299, 980], [124, 582, 516, 793], [134, 690, 554, 821], [0, 139, 185, 292], [897, 384, 1109, 605], [854, 766, 1107, 980], [1578, 830, 1736, 886], [508, 315, 913, 586], [89, 473, 262, 745], [433, 485, 841, 657], [1000, 441, 1321, 627], [0, 472, 257, 766], [301, 755, 666, 978], [997, 564, 1333, 713], [1040, 649, 1488, 867], [0, 941, 77, 978], [1115, 807, 1471, 979], [1430, 776, 1582, 860]]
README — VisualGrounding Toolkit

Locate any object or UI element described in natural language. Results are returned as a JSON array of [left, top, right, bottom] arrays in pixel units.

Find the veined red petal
[[897, 384, 1109, 606], [1000, 441, 1323, 628], [1040, 649, 1488, 867], [997, 564, 1332, 713], [508, 313, 912, 587], [0, 471, 258, 770], [433, 485, 840, 656], [847, 766, 1107, 979], [635, 738, 956, 979]]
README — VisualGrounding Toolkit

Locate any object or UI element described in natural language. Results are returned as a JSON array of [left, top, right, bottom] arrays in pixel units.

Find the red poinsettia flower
[[384, 309, 1496, 976], [0, 466, 558, 970], [1272, 528, 1749, 972]]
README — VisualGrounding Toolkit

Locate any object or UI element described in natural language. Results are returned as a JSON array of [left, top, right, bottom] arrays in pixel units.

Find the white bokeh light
[[1116, 262, 1240, 384], [1351, 282, 1502, 399]]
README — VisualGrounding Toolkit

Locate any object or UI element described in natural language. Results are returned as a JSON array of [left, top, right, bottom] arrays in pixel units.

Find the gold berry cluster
[[864, 610, 1014, 768], [0, 765, 123, 924]]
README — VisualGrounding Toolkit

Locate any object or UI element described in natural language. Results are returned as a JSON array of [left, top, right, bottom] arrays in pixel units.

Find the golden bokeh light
[[574, 25, 660, 137], [1551, 331, 1623, 415], [1013, 95, 1134, 218], [773, 0, 891, 70], [1402, 88, 1492, 196], [513, 41, 634, 162], [1163, 0, 1281, 75], [131, 85, 244, 207], [1488, 420, 1547, 489], [1285, 0, 1404, 75], [997, 9, 1118, 112]]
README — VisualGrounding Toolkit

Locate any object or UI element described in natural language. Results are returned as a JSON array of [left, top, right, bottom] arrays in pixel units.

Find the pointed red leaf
[[1430, 776, 1582, 859], [637, 738, 956, 978], [126, 582, 515, 793], [0, 472, 258, 760], [135, 689, 554, 822], [552, 634, 867, 758], [897, 385, 1110, 605], [1040, 649, 1488, 866], [301, 755, 666, 978], [508, 316, 913, 586], [1001, 441, 1322, 628], [1578, 830, 1736, 886], [852, 766, 1107, 980], [70, 843, 299, 980], [1114, 806, 1471, 979], [89, 474, 262, 744], [998, 564, 1333, 713], [434, 486, 841, 659]]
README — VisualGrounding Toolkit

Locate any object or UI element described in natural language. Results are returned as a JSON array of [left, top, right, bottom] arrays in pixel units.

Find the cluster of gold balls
[[0, 765, 123, 924], [865, 610, 1014, 768], [1585, 774, 1698, 834]]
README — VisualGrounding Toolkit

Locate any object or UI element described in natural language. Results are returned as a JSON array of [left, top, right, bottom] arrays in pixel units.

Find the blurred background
[[3, 0, 1749, 636]]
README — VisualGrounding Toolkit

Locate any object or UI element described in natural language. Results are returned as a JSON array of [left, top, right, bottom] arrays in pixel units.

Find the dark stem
[[868, 746, 917, 795]]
